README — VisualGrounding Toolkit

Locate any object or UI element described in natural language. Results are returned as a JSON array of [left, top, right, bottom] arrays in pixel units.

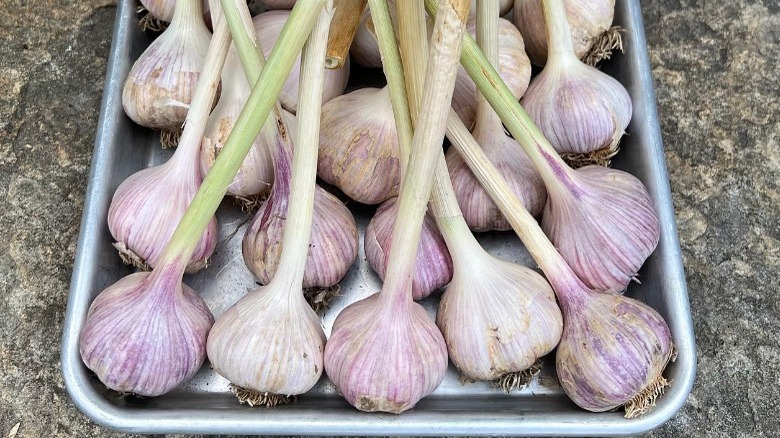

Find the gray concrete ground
[[0, 0, 778, 436]]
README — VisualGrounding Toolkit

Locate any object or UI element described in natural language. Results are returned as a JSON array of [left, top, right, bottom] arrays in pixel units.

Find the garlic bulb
[[555, 276, 674, 416], [435, 213, 562, 383], [317, 87, 401, 205], [253, 10, 349, 113], [513, 0, 615, 66], [200, 49, 280, 204], [541, 165, 659, 294], [448, 1, 543, 231], [262, 0, 297, 9], [350, 9, 384, 68], [79, 268, 214, 396], [206, 280, 326, 402], [364, 196, 453, 300], [140, 0, 210, 23], [521, 58, 631, 163], [123, 0, 211, 132], [242, 134, 359, 289], [520, 0, 630, 164], [208, 0, 333, 405], [452, 18, 531, 129], [324, 293, 448, 413], [108, 152, 219, 274]]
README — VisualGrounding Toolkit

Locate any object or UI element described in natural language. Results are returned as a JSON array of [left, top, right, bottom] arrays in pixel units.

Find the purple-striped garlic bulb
[[554, 274, 674, 417], [364, 196, 453, 300], [79, 268, 214, 396], [541, 164, 659, 294], [324, 293, 448, 413], [242, 126, 359, 290]]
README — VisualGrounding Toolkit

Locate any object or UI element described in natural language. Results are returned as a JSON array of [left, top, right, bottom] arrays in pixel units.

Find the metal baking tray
[[61, 0, 697, 435]]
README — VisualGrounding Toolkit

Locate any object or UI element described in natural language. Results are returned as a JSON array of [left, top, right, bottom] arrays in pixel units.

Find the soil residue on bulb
[[229, 384, 295, 407]]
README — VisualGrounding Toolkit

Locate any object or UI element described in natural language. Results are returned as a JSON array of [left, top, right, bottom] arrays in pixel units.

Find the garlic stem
[[325, 0, 368, 69], [368, 0, 413, 172], [472, 0, 502, 133], [379, 0, 470, 309], [167, 17, 230, 176], [273, 3, 333, 286], [170, 0, 206, 37], [542, 0, 576, 61], [443, 111, 577, 293], [155, 0, 326, 268], [425, 0, 579, 205], [396, 0, 428, 122], [394, 1, 463, 222]]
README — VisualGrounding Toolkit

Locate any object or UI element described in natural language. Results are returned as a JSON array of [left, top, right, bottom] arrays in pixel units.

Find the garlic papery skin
[[435, 215, 562, 383], [108, 153, 219, 274], [448, 0, 544, 231], [520, 56, 632, 162], [317, 87, 401, 205], [253, 10, 349, 113], [452, 18, 531, 129], [541, 165, 660, 294], [324, 293, 448, 413], [554, 276, 674, 416], [241, 136, 359, 289], [364, 196, 453, 300], [447, 127, 545, 230], [350, 9, 384, 68], [140, 0, 210, 23], [513, 0, 615, 66], [79, 267, 214, 396], [200, 49, 285, 203], [123, 0, 211, 132], [206, 280, 326, 400]]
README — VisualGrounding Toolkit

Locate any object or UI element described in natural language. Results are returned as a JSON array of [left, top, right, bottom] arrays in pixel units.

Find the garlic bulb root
[[160, 129, 182, 148], [113, 241, 151, 271], [492, 359, 542, 393], [303, 284, 341, 314], [582, 26, 623, 67], [230, 384, 294, 407], [623, 373, 670, 418], [137, 7, 169, 32]]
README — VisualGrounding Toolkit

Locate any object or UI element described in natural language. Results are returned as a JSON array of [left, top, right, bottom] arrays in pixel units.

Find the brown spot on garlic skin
[[317, 87, 401, 204]]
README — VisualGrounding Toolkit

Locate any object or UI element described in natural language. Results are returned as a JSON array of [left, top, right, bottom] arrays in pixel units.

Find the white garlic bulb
[[317, 87, 401, 205], [436, 217, 562, 382], [513, 0, 615, 66], [207, 281, 326, 401], [253, 10, 349, 113], [123, 0, 211, 131]]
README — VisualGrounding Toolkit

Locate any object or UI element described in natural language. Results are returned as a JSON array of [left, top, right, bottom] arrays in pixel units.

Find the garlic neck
[[170, 0, 208, 35], [542, 0, 576, 62]]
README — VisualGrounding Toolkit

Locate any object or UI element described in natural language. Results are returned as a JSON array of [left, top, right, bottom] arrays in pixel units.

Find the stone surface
[[0, 0, 777, 437]]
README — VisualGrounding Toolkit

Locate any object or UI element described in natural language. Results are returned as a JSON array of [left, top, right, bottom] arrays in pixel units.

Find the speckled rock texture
[[0, 0, 778, 437]]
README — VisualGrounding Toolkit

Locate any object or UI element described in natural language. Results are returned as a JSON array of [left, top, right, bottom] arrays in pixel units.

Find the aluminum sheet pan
[[61, 0, 697, 435]]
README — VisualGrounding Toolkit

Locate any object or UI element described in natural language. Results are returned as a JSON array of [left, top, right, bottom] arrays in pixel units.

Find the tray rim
[[60, 0, 697, 435]]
